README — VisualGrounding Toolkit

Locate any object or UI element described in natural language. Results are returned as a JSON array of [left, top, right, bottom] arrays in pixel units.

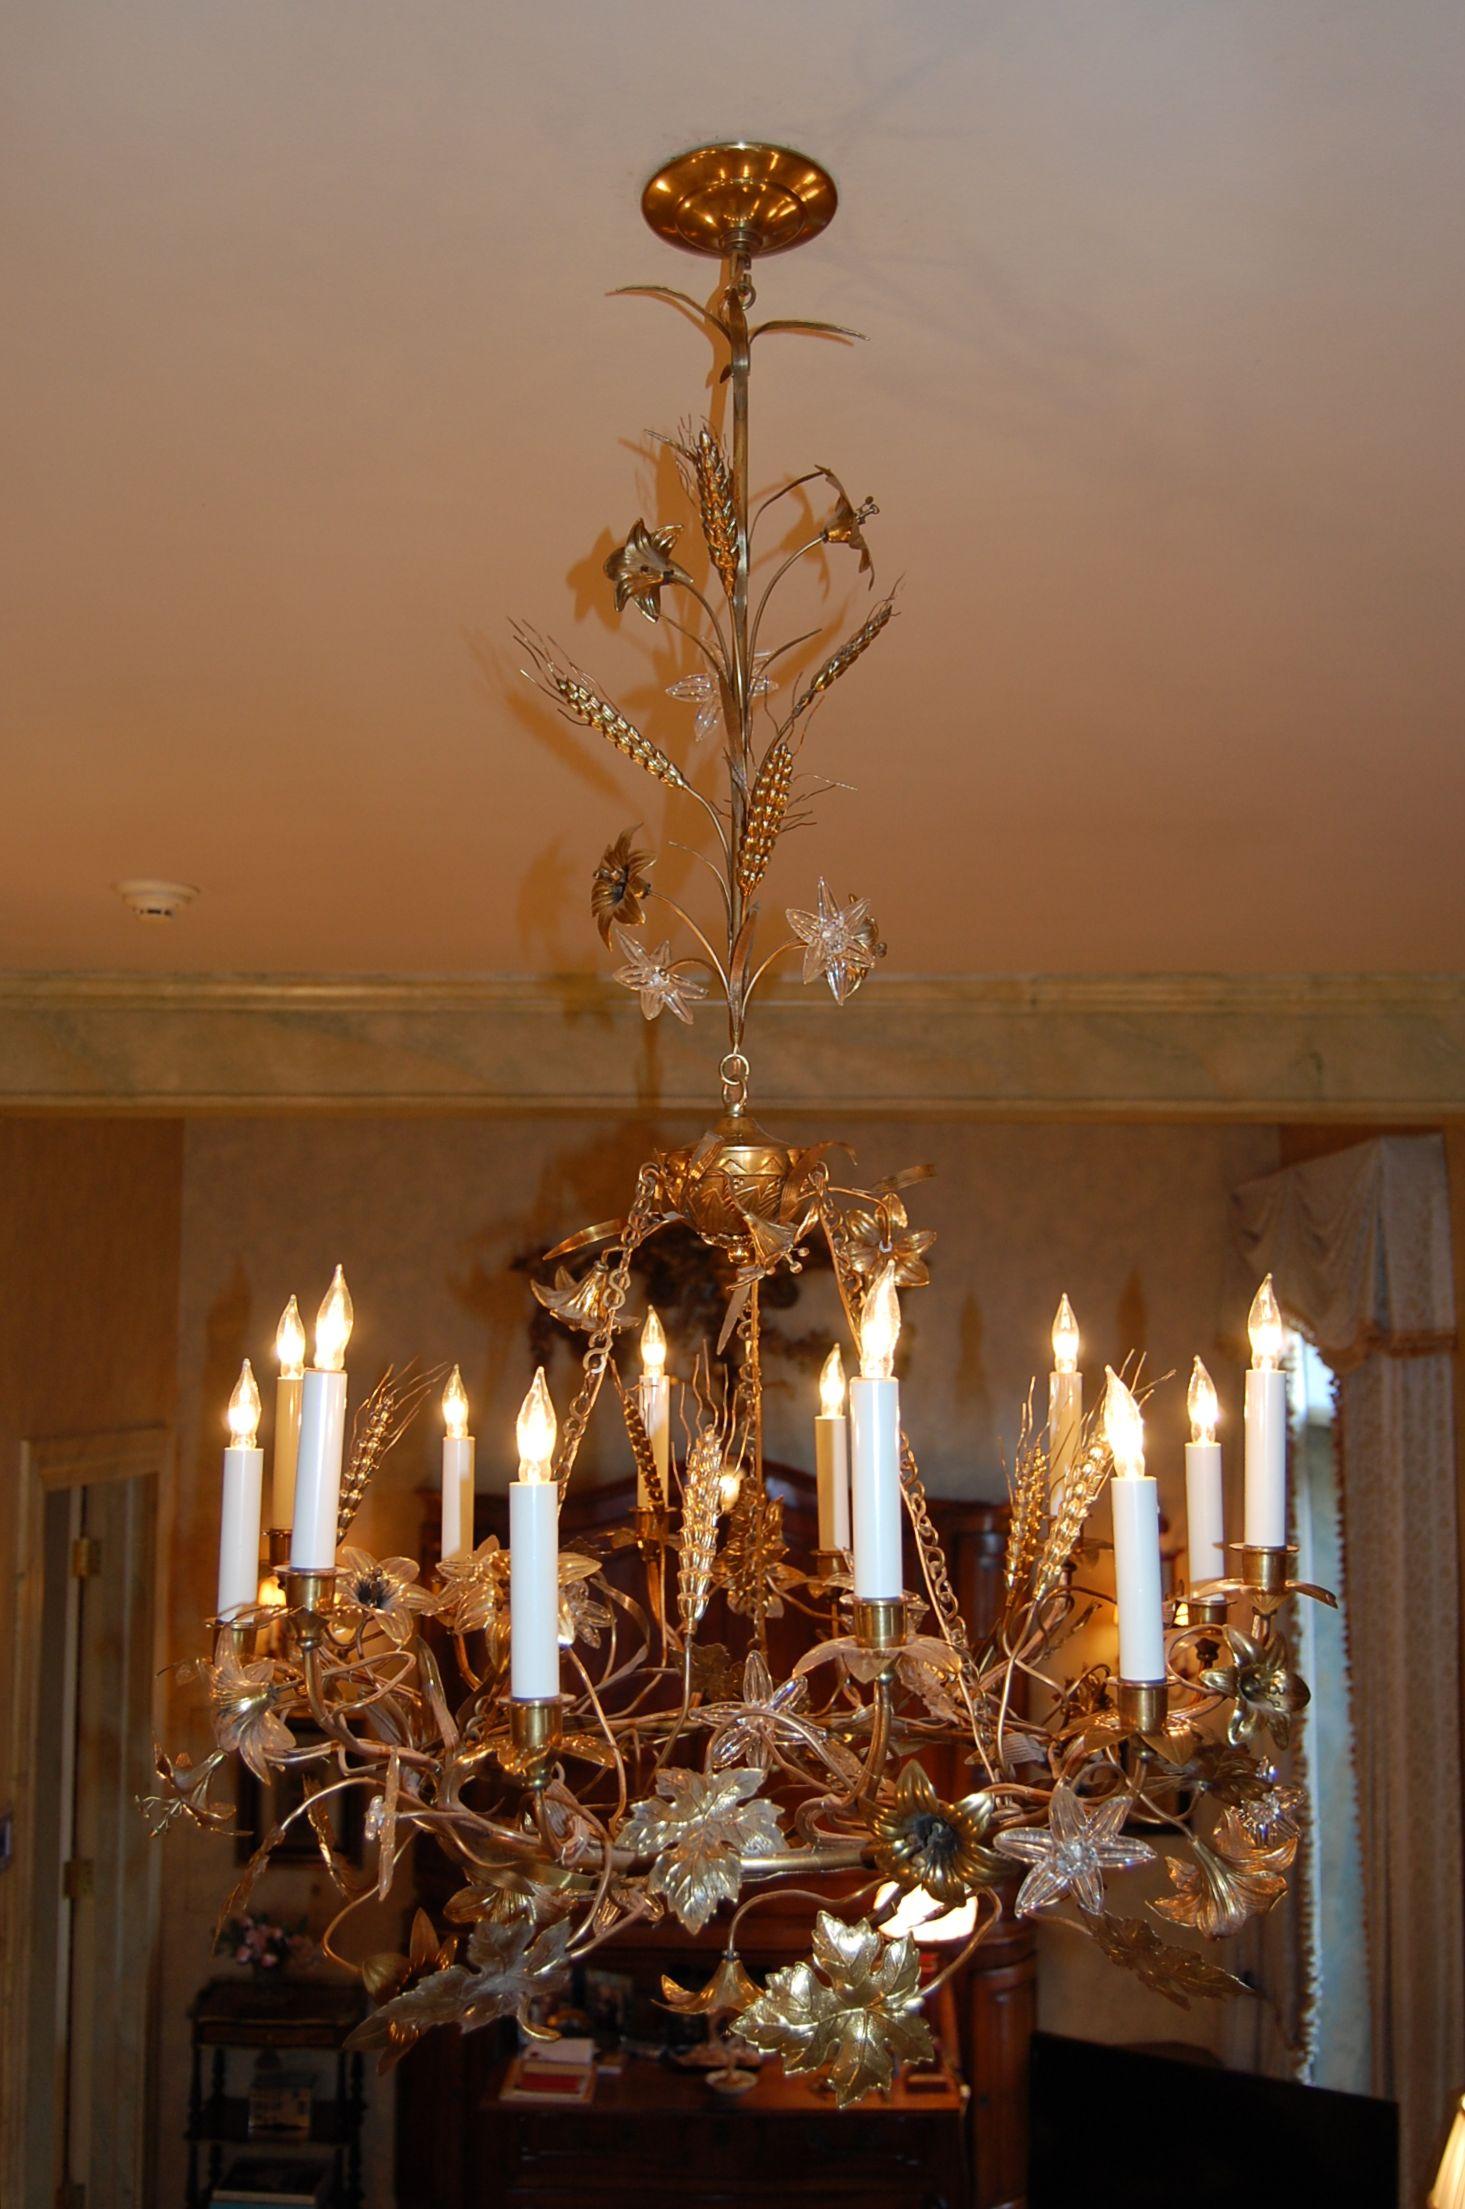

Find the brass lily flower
[[209, 1650, 294, 1782], [843, 1192, 936, 1289], [591, 830, 653, 944], [434, 1537, 508, 1637], [337, 1547, 433, 1645], [1201, 1627, 1310, 1750], [872, 1763, 1008, 1909], [603, 519, 685, 621], [814, 466, 878, 580]]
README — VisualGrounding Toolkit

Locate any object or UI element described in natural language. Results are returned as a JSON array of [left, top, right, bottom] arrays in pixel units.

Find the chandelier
[[150, 144, 1334, 2105]]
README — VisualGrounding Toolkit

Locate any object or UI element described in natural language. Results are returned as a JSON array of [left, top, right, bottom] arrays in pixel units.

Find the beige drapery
[[1234, 1135, 1463, 2205]]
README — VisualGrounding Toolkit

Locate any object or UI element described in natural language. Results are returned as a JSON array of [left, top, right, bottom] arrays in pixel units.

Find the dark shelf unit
[[185, 1979, 367, 2209]]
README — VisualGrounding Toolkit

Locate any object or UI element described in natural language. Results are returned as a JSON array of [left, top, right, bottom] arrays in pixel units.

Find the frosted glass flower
[[611, 925, 708, 1024], [785, 879, 885, 1005], [667, 655, 776, 744], [993, 1781, 1155, 1916]]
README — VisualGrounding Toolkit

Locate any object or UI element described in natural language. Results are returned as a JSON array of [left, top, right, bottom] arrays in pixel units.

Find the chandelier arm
[[741, 937, 801, 1007], [746, 532, 826, 665], [668, 837, 735, 924], [919, 1892, 1005, 1998], [663, 583, 732, 677], [644, 890, 730, 994], [748, 469, 830, 542], [566, 1646, 631, 1824]]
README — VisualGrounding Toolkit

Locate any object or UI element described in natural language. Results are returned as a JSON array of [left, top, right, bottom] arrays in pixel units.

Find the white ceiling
[[4, 0, 1464, 977]]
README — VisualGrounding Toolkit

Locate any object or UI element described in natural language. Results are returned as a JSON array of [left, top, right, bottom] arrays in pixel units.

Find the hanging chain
[[554, 1164, 661, 1489]]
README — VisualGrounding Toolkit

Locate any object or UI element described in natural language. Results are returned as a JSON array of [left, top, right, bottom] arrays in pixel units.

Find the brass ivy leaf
[[346, 1916, 573, 2070], [736, 1911, 933, 2108], [1150, 1837, 1287, 1938], [1080, 1912, 1256, 2008], [620, 1766, 785, 1934]]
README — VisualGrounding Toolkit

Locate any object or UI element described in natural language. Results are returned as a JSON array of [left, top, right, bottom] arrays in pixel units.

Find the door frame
[[2, 1424, 170, 2209]]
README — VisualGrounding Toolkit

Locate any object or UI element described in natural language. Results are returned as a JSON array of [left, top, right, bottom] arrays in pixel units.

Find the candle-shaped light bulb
[[1187, 1357, 1219, 1444], [314, 1265, 354, 1373], [516, 1367, 557, 1481], [641, 1306, 667, 1378], [274, 1296, 306, 1380], [859, 1264, 902, 1382], [1051, 1294, 1080, 1376], [1103, 1366, 1144, 1478], [227, 1359, 262, 1449], [719, 1465, 743, 1514], [442, 1365, 470, 1442], [819, 1344, 847, 1418], [1248, 1274, 1284, 1371]]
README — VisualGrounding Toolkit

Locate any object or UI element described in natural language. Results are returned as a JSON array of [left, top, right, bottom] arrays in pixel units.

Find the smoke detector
[[114, 878, 199, 923]]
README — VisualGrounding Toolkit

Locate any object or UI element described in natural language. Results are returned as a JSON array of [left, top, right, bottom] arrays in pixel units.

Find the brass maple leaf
[[1080, 1912, 1255, 2008], [619, 1766, 785, 1934], [736, 1911, 933, 2107]]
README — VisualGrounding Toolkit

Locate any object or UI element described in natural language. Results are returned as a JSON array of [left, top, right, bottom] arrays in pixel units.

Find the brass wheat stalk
[[677, 1429, 722, 1636], [516, 626, 688, 790], [736, 739, 794, 895], [693, 428, 739, 600], [792, 596, 895, 717]]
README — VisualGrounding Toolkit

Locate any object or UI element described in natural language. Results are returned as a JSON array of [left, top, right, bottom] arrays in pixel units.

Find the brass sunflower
[[871, 1762, 1007, 1909], [591, 831, 653, 943]]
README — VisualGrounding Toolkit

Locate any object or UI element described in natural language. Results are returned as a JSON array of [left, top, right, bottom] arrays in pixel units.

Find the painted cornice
[[0, 971, 1460, 1118]]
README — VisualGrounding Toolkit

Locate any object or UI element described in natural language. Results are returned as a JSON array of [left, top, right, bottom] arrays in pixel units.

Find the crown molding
[[0, 970, 1460, 1118]]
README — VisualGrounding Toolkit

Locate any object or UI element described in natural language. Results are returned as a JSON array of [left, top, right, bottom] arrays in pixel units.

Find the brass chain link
[[553, 1164, 662, 1489]]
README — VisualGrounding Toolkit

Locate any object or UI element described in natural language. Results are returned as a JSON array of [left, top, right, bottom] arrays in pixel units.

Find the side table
[[185, 1978, 367, 2209]]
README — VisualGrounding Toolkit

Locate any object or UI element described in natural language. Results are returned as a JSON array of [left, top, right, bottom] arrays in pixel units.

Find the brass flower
[[1200, 1627, 1310, 1750], [591, 830, 653, 944], [814, 467, 879, 580], [660, 1952, 761, 2018], [137, 1745, 235, 1836], [872, 1763, 1008, 1908], [434, 1537, 508, 1637], [532, 1261, 633, 1336], [603, 519, 684, 622], [736, 1911, 933, 2107], [209, 1649, 294, 1782], [843, 1192, 936, 1289], [337, 1547, 433, 1646], [556, 1552, 614, 1650], [1151, 1834, 1287, 1937]]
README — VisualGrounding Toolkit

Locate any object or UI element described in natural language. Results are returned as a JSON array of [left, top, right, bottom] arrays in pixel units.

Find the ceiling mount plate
[[641, 143, 837, 258]]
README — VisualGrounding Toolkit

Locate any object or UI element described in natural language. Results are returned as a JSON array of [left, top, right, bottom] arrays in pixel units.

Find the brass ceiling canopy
[[641, 142, 837, 257]]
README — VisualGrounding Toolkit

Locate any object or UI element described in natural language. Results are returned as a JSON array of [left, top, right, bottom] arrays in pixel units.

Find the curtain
[[1234, 1135, 1463, 2205]]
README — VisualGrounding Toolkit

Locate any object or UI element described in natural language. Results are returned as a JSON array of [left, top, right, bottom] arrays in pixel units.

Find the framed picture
[[234, 1729, 364, 1867]]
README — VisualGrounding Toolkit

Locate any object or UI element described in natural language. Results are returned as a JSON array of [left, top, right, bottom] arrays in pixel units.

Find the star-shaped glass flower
[[610, 925, 709, 1025], [992, 1780, 1156, 1917], [667, 654, 776, 744], [785, 879, 885, 1005]]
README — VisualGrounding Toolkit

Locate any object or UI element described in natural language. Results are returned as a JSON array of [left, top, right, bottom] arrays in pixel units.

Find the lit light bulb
[[516, 1367, 557, 1481], [227, 1359, 262, 1448], [257, 1572, 287, 1611], [641, 1306, 667, 1377], [442, 1364, 470, 1440], [719, 1463, 743, 1514], [1103, 1365, 1145, 1479], [859, 1263, 901, 1381], [314, 1265, 354, 1373], [1248, 1274, 1284, 1371], [1051, 1293, 1080, 1376], [274, 1295, 306, 1379], [1187, 1357, 1219, 1444], [874, 1880, 979, 1946], [819, 1343, 847, 1417]]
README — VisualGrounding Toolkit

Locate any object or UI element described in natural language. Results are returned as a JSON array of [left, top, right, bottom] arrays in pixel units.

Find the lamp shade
[[1432, 2097, 1465, 2209]]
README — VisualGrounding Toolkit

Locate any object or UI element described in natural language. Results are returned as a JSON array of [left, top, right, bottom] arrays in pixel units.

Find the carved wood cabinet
[[401, 1477, 1033, 2209]]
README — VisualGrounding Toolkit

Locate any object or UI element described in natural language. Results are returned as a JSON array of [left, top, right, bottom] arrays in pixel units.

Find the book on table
[[207, 2154, 330, 2206]]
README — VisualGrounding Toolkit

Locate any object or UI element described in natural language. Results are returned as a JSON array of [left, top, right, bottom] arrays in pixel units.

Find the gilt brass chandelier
[[150, 145, 1334, 2104]]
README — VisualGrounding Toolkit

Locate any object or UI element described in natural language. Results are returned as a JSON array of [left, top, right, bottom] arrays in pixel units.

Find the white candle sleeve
[[290, 1368, 348, 1570], [638, 1375, 671, 1506], [849, 1376, 903, 1599], [1185, 1439, 1226, 1589], [270, 1373, 303, 1530], [218, 1446, 264, 1618], [815, 1414, 851, 1552], [1244, 1366, 1288, 1547], [441, 1434, 476, 1561], [1111, 1475, 1165, 1682], [510, 1479, 561, 1699], [1047, 1369, 1082, 1509]]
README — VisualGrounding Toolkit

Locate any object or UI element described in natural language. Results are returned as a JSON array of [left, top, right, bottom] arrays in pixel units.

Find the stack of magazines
[[207, 2157, 330, 2207]]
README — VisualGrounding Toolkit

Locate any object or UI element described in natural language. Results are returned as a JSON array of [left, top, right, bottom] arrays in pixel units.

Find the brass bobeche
[[853, 1597, 906, 1654]]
